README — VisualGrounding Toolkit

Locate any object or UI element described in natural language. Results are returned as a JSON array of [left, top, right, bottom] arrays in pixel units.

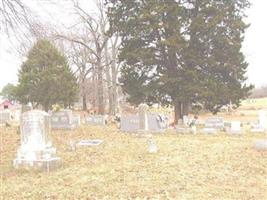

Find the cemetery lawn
[[1, 125, 266, 199]]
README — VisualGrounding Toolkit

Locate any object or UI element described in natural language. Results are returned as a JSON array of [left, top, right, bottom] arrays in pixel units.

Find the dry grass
[[1, 123, 266, 199]]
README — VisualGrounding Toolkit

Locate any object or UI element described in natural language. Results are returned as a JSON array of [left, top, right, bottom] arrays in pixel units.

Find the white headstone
[[147, 138, 158, 153], [229, 121, 242, 134], [183, 115, 189, 125], [13, 110, 61, 171], [138, 103, 149, 131], [258, 110, 267, 129], [254, 140, 267, 151]]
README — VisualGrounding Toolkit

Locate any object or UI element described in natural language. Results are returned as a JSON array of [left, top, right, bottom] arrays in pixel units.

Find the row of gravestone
[[0, 108, 107, 129], [12, 108, 267, 172], [177, 112, 267, 135]]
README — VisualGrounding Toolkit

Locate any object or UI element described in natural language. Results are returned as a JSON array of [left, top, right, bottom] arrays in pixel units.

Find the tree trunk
[[44, 104, 49, 112], [96, 52, 104, 114], [111, 44, 118, 115], [104, 41, 113, 115], [92, 70, 97, 111], [81, 76, 87, 111], [182, 101, 190, 116], [174, 101, 182, 125], [82, 94, 87, 111]]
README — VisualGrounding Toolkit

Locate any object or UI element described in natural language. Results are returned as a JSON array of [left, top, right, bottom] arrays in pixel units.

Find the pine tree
[[16, 39, 78, 111], [107, 0, 252, 123]]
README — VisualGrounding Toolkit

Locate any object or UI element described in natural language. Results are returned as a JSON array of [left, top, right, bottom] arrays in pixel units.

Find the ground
[[1, 99, 267, 199]]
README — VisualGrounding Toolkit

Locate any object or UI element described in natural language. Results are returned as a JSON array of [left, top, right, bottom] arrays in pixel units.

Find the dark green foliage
[[107, 0, 253, 121], [16, 39, 78, 111], [0, 83, 17, 101]]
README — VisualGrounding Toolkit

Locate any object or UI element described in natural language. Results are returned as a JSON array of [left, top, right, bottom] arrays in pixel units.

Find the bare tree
[[55, 0, 110, 114], [66, 35, 94, 111], [0, 0, 30, 34]]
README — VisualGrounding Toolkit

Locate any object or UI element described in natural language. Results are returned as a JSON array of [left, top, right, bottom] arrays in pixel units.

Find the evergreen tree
[[0, 83, 17, 101], [16, 39, 78, 111], [107, 0, 252, 123]]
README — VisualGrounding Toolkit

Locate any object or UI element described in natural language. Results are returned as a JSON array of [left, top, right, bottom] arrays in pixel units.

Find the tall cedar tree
[[16, 39, 78, 111], [107, 0, 252, 123]]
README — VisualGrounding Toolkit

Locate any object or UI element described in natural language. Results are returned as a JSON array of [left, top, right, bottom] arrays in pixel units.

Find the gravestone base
[[176, 127, 192, 134], [201, 128, 218, 134], [13, 157, 61, 171], [13, 147, 61, 171]]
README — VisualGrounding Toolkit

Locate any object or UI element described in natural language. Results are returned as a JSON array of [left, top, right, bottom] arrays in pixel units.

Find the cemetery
[[1, 0, 267, 199], [1, 99, 266, 199]]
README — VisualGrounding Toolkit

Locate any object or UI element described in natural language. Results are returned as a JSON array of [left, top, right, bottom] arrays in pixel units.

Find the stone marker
[[201, 117, 224, 134], [0, 110, 11, 124], [85, 115, 107, 126], [147, 137, 158, 153], [138, 103, 149, 131], [254, 140, 267, 151], [72, 114, 81, 127], [148, 114, 168, 132], [120, 114, 168, 133], [205, 117, 224, 130], [76, 139, 103, 147], [228, 121, 242, 135], [251, 110, 267, 133], [183, 115, 190, 125], [258, 110, 267, 129], [120, 115, 139, 132], [13, 110, 61, 171], [51, 110, 76, 129]]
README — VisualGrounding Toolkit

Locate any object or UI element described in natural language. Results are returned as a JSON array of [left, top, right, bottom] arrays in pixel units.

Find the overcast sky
[[0, 0, 266, 90]]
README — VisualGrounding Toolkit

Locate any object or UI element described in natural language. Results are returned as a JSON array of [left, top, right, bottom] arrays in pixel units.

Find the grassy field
[[1, 123, 266, 199]]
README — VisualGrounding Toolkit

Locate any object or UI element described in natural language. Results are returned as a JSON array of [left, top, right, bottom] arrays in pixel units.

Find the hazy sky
[[0, 0, 266, 90]]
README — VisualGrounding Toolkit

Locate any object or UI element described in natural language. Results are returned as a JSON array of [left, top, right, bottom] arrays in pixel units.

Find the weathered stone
[[13, 110, 61, 171]]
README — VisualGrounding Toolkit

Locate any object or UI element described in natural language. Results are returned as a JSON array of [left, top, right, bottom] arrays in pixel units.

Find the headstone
[[120, 115, 139, 132], [147, 138, 158, 153], [258, 110, 267, 129], [76, 139, 103, 147], [85, 115, 107, 126], [13, 110, 61, 171], [72, 114, 81, 127], [228, 121, 242, 135], [120, 114, 168, 133], [51, 110, 76, 129], [147, 114, 168, 132], [138, 103, 149, 131], [204, 117, 224, 130], [254, 140, 267, 151], [183, 115, 189, 125], [251, 110, 267, 133], [0, 110, 11, 124], [177, 116, 198, 134]]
